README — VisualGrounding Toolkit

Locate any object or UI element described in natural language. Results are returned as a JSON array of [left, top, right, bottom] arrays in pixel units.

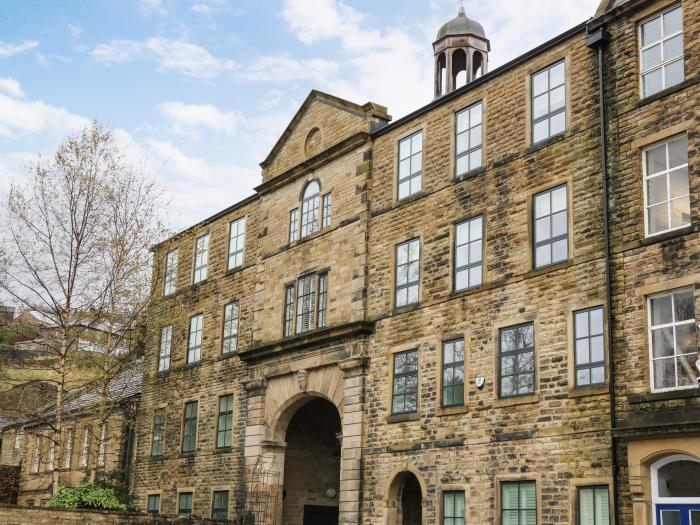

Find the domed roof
[[436, 7, 486, 40]]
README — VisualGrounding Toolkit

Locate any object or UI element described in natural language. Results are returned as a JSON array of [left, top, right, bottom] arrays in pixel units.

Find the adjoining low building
[[0, 368, 142, 507]]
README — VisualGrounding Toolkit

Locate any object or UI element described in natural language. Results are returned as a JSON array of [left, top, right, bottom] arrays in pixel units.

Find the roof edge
[[260, 89, 389, 170], [373, 20, 588, 139], [151, 193, 260, 252]]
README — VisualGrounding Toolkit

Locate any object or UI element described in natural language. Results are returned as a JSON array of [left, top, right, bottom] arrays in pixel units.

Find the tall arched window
[[652, 454, 700, 525], [301, 180, 320, 238]]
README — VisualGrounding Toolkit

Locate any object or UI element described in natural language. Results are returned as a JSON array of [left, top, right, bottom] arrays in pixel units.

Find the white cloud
[[279, 0, 598, 118], [0, 78, 24, 98], [0, 92, 89, 140], [239, 56, 338, 84], [68, 23, 83, 39], [191, 3, 211, 14], [145, 139, 259, 227], [259, 89, 282, 110], [140, 0, 166, 15], [0, 40, 39, 59], [281, 0, 432, 116], [155, 101, 243, 136], [91, 38, 236, 79]]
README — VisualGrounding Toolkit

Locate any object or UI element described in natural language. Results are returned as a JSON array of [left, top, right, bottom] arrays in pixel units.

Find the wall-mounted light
[[475, 377, 485, 390], [325, 488, 337, 498]]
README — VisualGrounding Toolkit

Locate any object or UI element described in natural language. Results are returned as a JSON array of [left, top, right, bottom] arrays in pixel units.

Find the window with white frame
[[14, 430, 21, 449], [398, 131, 423, 200], [395, 238, 420, 308], [159, 325, 172, 372], [456, 102, 483, 176], [47, 431, 55, 471], [164, 249, 178, 296], [574, 307, 606, 387], [651, 455, 700, 524], [97, 423, 107, 467], [284, 284, 295, 337], [301, 181, 320, 238], [187, 314, 203, 364], [644, 135, 690, 236], [283, 272, 328, 337], [534, 184, 568, 268], [289, 208, 299, 243], [532, 60, 566, 144], [317, 273, 328, 329], [193, 234, 209, 284], [648, 288, 697, 391], [639, 5, 684, 98], [63, 429, 73, 469], [578, 486, 610, 525], [322, 193, 332, 228], [79, 427, 90, 467], [32, 435, 41, 473], [454, 216, 483, 291], [228, 217, 246, 270], [222, 301, 240, 355]]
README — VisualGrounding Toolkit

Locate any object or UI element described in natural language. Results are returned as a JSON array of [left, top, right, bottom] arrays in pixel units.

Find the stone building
[[131, 0, 699, 524], [0, 370, 141, 507]]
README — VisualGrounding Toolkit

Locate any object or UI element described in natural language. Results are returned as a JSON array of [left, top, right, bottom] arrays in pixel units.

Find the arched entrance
[[385, 470, 425, 525], [652, 454, 700, 525], [282, 397, 341, 525]]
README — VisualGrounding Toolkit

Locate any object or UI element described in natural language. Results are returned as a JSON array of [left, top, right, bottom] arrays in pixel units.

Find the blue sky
[[0, 0, 599, 230]]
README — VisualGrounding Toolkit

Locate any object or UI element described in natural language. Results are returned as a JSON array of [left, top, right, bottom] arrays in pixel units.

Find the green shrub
[[45, 483, 127, 511]]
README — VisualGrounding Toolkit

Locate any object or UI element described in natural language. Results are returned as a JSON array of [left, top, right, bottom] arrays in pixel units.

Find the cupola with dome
[[433, 6, 490, 98]]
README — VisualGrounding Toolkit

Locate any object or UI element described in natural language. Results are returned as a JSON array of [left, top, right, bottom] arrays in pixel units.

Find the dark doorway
[[283, 397, 342, 525], [303, 504, 340, 525], [400, 473, 422, 525]]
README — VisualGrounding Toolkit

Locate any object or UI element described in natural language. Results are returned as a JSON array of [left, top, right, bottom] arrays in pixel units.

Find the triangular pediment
[[260, 90, 390, 182]]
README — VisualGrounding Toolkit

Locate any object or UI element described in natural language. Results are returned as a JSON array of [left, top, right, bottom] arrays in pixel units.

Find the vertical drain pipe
[[587, 26, 618, 525]]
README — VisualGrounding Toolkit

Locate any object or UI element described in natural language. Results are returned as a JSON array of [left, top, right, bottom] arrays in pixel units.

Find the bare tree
[[0, 122, 166, 496]]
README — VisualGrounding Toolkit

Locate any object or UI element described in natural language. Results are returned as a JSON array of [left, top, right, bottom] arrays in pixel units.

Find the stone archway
[[282, 397, 342, 525], [243, 358, 367, 525], [384, 468, 427, 525]]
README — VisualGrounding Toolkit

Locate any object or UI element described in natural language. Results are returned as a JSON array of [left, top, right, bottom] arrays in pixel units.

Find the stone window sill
[[218, 351, 239, 362], [525, 259, 573, 279], [629, 386, 700, 404], [453, 166, 486, 184], [567, 385, 609, 398], [492, 393, 539, 408], [387, 412, 420, 424], [226, 262, 253, 276], [451, 283, 488, 300], [436, 405, 468, 417], [393, 303, 420, 316], [525, 132, 565, 155], [640, 225, 694, 246], [214, 447, 233, 454]]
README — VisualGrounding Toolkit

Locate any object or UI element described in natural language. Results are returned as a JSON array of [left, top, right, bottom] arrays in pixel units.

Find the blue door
[[656, 504, 700, 525]]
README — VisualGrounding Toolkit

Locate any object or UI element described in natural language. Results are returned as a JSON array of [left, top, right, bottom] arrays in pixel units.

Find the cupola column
[[432, 7, 490, 98]]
